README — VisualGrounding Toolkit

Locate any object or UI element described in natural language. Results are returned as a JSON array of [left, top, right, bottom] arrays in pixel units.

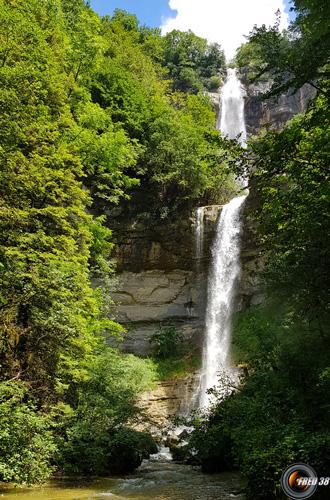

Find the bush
[[61, 426, 157, 476], [0, 382, 56, 484], [152, 354, 201, 380], [205, 76, 221, 92], [188, 302, 330, 499], [150, 325, 184, 359], [59, 348, 156, 475], [107, 428, 158, 474]]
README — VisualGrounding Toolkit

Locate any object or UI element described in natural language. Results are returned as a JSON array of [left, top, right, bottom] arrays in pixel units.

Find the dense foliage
[[150, 324, 184, 359], [163, 30, 225, 92], [236, 0, 330, 96], [57, 348, 157, 475], [189, 109, 330, 498], [190, 300, 330, 499], [0, 382, 56, 483], [0, 0, 234, 484]]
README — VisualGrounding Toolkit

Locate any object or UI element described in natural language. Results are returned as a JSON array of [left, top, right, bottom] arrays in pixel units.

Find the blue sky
[[90, 0, 294, 59], [90, 0, 176, 27], [90, 0, 294, 27]]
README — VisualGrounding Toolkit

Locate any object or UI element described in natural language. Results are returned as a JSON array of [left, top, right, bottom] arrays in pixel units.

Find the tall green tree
[[163, 29, 225, 93], [0, 0, 235, 485], [0, 0, 116, 399], [236, 0, 330, 95], [244, 97, 330, 323]]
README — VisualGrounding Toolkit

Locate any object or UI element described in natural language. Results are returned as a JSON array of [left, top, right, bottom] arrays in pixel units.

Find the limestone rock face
[[111, 208, 194, 273], [109, 191, 264, 427], [210, 76, 315, 136], [244, 82, 316, 135], [112, 269, 201, 355], [111, 204, 222, 356], [207, 91, 221, 120], [238, 191, 265, 310], [110, 189, 266, 433], [136, 374, 200, 434], [109, 202, 222, 430]]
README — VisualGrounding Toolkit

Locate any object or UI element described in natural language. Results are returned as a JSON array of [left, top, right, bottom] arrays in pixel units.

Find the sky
[[90, 0, 294, 59]]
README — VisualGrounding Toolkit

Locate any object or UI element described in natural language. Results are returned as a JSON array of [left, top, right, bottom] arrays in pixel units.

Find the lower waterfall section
[[198, 195, 247, 408]]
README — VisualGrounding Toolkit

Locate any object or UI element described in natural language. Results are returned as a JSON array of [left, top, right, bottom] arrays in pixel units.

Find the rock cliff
[[244, 82, 316, 135], [135, 374, 200, 434], [108, 200, 225, 426], [111, 204, 221, 357], [109, 195, 260, 428], [210, 79, 315, 135], [238, 193, 265, 310]]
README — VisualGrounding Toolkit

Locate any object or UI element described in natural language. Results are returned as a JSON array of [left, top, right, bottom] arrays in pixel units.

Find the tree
[[163, 30, 225, 93], [143, 93, 236, 204], [59, 348, 156, 475], [242, 96, 330, 322], [0, 0, 237, 484], [236, 1, 330, 96], [0, 381, 56, 484]]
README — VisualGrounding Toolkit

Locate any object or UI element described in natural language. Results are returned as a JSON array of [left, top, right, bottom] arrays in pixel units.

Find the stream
[[0, 457, 245, 500]]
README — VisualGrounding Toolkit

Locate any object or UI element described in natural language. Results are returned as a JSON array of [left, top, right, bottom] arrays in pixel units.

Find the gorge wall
[[109, 201, 219, 425], [109, 194, 260, 428], [209, 80, 315, 136], [244, 82, 316, 135], [110, 203, 213, 357]]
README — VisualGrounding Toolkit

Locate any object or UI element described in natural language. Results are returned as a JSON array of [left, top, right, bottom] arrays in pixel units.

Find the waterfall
[[219, 68, 247, 146], [195, 207, 205, 278], [195, 207, 205, 262], [198, 69, 247, 408], [199, 196, 246, 408]]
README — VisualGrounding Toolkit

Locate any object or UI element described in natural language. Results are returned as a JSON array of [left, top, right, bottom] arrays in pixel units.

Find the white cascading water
[[195, 207, 205, 264], [219, 68, 247, 146], [145, 70, 247, 464], [199, 196, 246, 407], [198, 69, 247, 408]]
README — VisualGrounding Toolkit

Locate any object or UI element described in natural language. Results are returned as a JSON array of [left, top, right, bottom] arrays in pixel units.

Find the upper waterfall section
[[218, 69, 247, 147]]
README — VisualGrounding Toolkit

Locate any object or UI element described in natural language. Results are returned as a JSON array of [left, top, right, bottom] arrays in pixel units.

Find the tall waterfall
[[198, 69, 247, 408], [219, 68, 247, 146], [199, 196, 246, 408]]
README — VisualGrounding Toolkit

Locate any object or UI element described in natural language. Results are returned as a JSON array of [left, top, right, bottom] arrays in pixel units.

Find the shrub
[[205, 76, 221, 92], [107, 428, 158, 474], [188, 302, 330, 499], [61, 426, 157, 476], [0, 382, 56, 484], [59, 348, 156, 475], [150, 325, 184, 359]]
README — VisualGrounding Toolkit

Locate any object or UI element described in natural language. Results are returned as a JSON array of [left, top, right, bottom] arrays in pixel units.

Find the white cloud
[[161, 0, 288, 60]]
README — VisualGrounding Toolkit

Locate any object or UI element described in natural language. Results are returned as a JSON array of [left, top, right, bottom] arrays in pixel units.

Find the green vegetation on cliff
[[149, 324, 201, 380]]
